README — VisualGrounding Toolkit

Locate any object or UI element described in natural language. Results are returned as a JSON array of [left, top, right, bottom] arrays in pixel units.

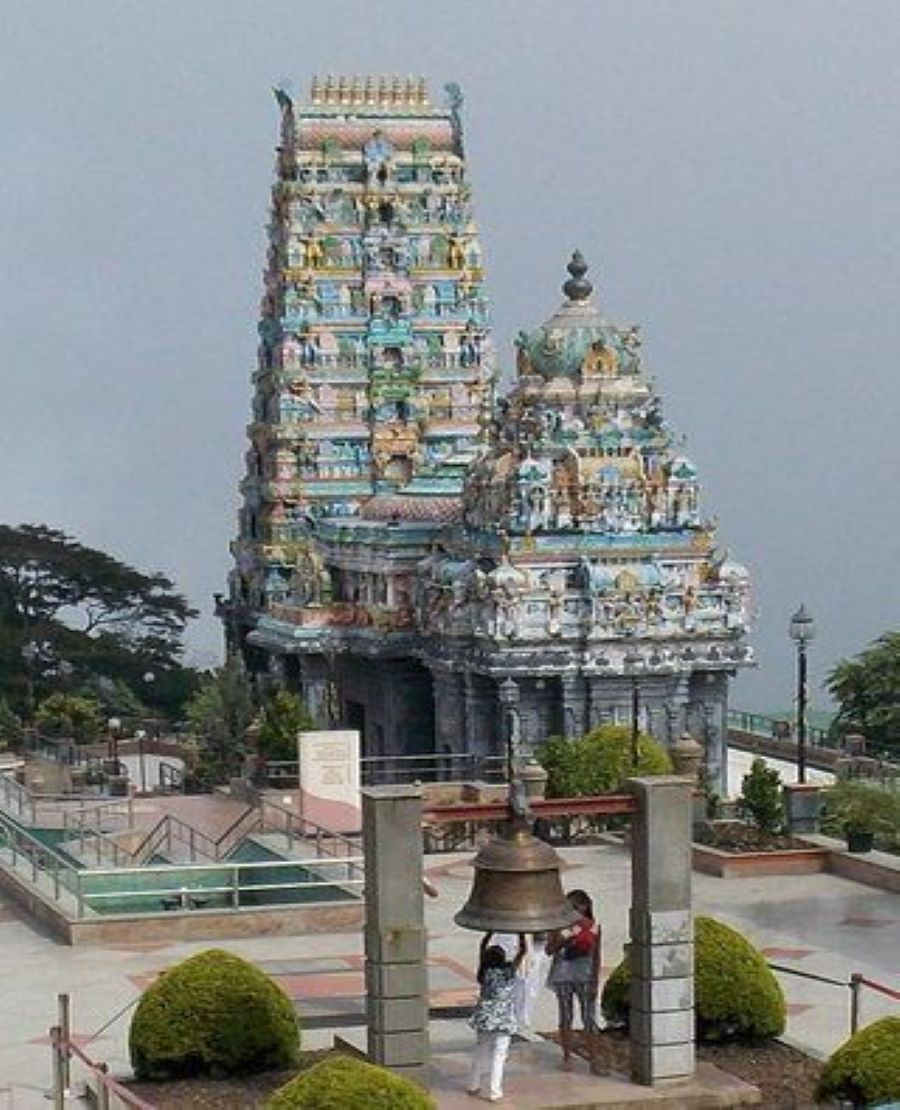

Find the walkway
[[0, 843, 897, 1106]]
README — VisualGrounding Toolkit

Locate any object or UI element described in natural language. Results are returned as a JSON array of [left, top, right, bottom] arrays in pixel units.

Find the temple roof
[[515, 252, 609, 379]]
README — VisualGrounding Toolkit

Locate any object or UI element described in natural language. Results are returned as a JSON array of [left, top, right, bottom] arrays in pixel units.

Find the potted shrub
[[821, 781, 900, 854]]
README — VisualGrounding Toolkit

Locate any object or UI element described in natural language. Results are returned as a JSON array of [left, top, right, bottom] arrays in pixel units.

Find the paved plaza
[[0, 840, 898, 1107]]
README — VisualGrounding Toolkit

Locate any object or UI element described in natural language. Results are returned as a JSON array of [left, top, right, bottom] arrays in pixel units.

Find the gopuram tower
[[223, 77, 495, 750], [223, 78, 752, 789]]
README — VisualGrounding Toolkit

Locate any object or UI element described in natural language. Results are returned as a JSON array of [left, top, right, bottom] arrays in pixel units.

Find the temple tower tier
[[226, 75, 493, 632]]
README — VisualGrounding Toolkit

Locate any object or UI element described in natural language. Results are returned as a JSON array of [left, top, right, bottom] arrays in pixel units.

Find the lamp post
[[107, 716, 122, 768], [21, 642, 37, 719], [788, 605, 816, 785], [134, 730, 148, 794], [623, 648, 644, 770]]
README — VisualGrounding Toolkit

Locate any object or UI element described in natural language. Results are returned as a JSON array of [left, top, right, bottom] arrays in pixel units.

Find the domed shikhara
[[464, 252, 701, 540], [512, 251, 639, 381], [416, 249, 754, 672]]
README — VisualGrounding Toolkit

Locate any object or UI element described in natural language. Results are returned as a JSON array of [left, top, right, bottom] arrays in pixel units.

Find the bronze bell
[[455, 819, 580, 934]]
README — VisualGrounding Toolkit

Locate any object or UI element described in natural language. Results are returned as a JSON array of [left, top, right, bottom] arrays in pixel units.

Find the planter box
[[692, 842, 829, 878]]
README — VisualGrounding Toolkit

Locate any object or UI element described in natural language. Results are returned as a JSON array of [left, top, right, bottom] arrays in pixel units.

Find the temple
[[222, 76, 752, 789]]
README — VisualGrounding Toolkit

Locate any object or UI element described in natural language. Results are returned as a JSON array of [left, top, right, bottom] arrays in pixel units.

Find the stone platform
[[338, 1024, 760, 1108]]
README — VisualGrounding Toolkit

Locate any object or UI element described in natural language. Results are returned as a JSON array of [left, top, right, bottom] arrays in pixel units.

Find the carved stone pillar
[[463, 672, 494, 756], [301, 656, 331, 728], [497, 676, 521, 772], [560, 673, 585, 738], [431, 669, 464, 754], [687, 672, 727, 796], [665, 674, 690, 747]]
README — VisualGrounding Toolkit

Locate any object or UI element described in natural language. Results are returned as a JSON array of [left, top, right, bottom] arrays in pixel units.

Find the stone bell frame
[[361, 776, 694, 1089]]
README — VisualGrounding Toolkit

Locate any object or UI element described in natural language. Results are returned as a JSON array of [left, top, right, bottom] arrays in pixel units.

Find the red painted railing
[[422, 792, 637, 823]]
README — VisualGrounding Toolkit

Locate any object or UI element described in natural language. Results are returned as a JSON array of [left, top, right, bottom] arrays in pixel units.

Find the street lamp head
[[789, 604, 816, 645], [142, 671, 156, 684]]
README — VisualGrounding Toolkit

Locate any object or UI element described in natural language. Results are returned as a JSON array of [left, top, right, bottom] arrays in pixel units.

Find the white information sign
[[297, 729, 360, 809]]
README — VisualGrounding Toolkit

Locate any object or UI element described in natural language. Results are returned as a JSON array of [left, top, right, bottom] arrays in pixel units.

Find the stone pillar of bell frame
[[362, 786, 428, 1085], [626, 775, 695, 1085]]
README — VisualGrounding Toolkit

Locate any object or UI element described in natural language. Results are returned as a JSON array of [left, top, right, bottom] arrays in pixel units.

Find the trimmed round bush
[[266, 1054, 435, 1109], [129, 948, 300, 1079], [816, 1016, 900, 1106], [601, 916, 785, 1042]]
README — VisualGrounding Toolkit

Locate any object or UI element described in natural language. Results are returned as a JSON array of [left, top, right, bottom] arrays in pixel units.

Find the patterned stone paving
[[128, 952, 478, 1025]]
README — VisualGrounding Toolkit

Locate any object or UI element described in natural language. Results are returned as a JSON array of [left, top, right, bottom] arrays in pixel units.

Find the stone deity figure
[[447, 237, 466, 269], [363, 130, 394, 184], [492, 585, 519, 640], [546, 584, 564, 637]]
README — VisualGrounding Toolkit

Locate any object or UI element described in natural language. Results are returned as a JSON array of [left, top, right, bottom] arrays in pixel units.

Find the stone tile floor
[[0, 842, 898, 1107]]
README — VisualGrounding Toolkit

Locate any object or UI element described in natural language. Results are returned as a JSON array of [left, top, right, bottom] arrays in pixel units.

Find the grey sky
[[2, 1, 898, 715]]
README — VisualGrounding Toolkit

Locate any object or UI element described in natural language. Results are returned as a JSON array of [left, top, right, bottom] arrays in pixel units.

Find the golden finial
[[351, 76, 363, 104], [391, 76, 403, 105], [310, 76, 322, 104], [376, 76, 387, 104], [364, 75, 376, 104], [325, 75, 336, 104], [337, 76, 349, 104], [417, 76, 429, 106], [405, 75, 416, 104]]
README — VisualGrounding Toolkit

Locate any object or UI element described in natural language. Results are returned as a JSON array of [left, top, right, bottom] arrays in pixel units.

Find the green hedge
[[601, 916, 785, 1042], [266, 1054, 435, 1109], [816, 1016, 900, 1106], [129, 948, 300, 1079], [537, 724, 672, 798]]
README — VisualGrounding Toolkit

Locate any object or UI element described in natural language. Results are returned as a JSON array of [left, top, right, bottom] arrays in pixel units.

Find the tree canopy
[[0, 523, 198, 717], [183, 659, 256, 787], [827, 632, 900, 756], [258, 688, 314, 762]]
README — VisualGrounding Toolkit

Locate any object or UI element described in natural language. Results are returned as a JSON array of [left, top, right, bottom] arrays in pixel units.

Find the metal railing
[[0, 771, 36, 822], [62, 797, 135, 836], [129, 805, 261, 865], [850, 972, 900, 1033], [0, 810, 83, 909], [49, 992, 157, 1110], [157, 760, 183, 793], [256, 796, 361, 868], [0, 808, 363, 919], [767, 961, 900, 1039], [0, 772, 118, 826], [79, 855, 364, 915], [259, 753, 508, 790], [68, 826, 135, 869], [216, 804, 263, 859], [361, 752, 508, 786], [728, 709, 830, 746]]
